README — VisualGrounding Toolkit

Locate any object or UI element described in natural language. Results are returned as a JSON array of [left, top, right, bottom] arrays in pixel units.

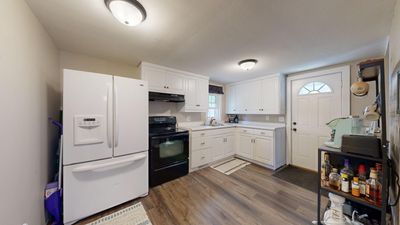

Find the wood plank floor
[[76, 164, 326, 225], [142, 164, 323, 225]]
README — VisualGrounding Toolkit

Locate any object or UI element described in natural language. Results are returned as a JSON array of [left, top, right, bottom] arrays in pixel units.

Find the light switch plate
[[278, 116, 285, 122]]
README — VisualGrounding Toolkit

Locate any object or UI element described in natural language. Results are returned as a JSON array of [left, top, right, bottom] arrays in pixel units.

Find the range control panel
[[74, 115, 104, 145]]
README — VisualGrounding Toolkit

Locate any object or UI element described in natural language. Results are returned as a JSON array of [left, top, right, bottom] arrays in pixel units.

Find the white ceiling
[[25, 0, 395, 83]]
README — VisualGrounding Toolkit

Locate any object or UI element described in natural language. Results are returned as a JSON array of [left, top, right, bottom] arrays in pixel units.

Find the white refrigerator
[[62, 69, 149, 224]]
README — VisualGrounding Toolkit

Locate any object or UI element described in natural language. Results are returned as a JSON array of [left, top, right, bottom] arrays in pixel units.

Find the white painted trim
[[139, 61, 209, 80], [285, 65, 351, 165], [226, 73, 282, 86]]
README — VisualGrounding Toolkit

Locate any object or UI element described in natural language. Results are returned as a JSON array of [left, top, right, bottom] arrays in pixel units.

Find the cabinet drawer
[[254, 130, 273, 137], [237, 128, 253, 135], [192, 131, 208, 138], [192, 138, 211, 150], [191, 149, 209, 168]]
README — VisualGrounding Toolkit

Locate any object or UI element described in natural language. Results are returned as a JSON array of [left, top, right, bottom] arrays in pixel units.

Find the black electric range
[[149, 116, 189, 187]]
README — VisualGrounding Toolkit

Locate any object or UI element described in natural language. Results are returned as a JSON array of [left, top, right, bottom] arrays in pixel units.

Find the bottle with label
[[321, 153, 332, 187], [341, 173, 350, 193], [366, 168, 382, 205], [329, 168, 341, 191], [358, 164, 367, 197], [340, 159, 354, 180], [351, 177, 360, 197]]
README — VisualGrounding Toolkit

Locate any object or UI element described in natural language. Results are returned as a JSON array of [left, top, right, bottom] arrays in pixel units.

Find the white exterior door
[[291, 72, 345, 171], [113, 76, 148, 157], [63, 70, 113, 165]]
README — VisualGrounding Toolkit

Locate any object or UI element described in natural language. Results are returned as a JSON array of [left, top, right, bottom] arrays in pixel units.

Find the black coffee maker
[[228, 115, 239, 123]]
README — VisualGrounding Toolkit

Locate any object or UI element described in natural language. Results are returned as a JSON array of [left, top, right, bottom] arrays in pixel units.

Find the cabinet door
[[183, 77, 197, 109], [212, 136, 225, 161], [225, 85, 237, 114], [165, 71, 185, 94], [260, 76, 284, 114], [254, 137, 274, 165], [238, 135, 253, 159], [113, 77, 148, 157], [191, 148, 210, 168], [196, 78, 209, 111], [141, 66, 166, 92], [224, 135, 235, 157], [244, 82, 262, 114]]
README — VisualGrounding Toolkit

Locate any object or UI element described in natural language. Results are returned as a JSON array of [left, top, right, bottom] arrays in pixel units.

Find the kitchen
[[2, 1, 400, 225]]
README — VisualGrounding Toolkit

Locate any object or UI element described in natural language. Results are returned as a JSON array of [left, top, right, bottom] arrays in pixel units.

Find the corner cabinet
[[236, 127, 286, 170], [225, 74, 285, 115], [139, 62, 209, 112]]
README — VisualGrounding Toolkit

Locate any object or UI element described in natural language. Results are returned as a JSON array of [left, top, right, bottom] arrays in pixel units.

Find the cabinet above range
[[225, 73, 285, 115], [139, 62, 209, 112]]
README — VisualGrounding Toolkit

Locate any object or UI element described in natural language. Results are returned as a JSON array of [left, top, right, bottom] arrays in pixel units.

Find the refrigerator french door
[[62, 69, 148, 224]]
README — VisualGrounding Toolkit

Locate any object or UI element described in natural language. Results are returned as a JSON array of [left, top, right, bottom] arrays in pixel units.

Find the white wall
[[60, 51, 139, 79], [0, 0, 60, 224]]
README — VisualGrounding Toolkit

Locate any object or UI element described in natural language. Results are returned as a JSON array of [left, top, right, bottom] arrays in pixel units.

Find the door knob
[[292, 128, 297, 132], [293, 122, 297, 125]]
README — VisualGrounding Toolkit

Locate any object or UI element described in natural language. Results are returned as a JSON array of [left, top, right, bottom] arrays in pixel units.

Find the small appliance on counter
[[324, 116, 363, 148], [341, 135, 382, 158], [149, 116, 189, 187], [227, 115, 239, 123]]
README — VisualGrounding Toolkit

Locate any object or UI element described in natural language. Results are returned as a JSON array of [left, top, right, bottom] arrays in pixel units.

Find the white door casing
[[286, 66, 350, 171]]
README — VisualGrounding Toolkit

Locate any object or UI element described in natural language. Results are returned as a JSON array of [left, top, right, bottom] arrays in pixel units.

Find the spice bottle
[[358, 164, 367, 197], [329, 168, 341, 191], [341, 173, 350, 193], [366, 168, 382, 205], [351, 177, 360, 197], [321, 153, 332, 187]]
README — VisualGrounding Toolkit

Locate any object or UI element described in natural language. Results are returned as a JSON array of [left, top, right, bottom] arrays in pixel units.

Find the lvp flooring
[[76, 164, 325, 225], [142, 164, 323, 225]]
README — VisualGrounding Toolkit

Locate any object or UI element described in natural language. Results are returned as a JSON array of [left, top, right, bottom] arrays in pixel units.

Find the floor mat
[[83, 202, 152, 225], [211, 158, 251, 175], [272, 165, 318, 193]]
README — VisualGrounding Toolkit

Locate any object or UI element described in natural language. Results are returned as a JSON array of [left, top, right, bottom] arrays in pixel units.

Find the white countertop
[[179, 121, 286, 131]]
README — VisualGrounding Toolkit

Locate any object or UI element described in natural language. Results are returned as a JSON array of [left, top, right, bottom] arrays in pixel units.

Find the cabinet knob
[[292, 128, 297, 132], [293, 122, 297, 125], [261, 132, 265, 135], [201, 156, 205, 159], [201, 133, 205, 136], [201, 142, 205, 145], [245, 109, 248, 111], [196, 104, 200, 107]]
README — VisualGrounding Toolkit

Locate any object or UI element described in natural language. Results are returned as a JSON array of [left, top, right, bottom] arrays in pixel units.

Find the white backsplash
[[149, 101, 205, 122], [238, 114, 286, 123]]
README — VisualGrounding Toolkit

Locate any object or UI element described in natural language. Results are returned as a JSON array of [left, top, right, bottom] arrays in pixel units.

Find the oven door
[[150, 132, 189, 169]]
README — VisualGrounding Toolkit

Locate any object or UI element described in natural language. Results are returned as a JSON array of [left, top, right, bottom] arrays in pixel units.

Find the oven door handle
[[151, 132, 188, 140]]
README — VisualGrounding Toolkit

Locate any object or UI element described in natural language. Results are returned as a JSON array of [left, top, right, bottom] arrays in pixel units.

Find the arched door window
[[298, 82, 332, 95]]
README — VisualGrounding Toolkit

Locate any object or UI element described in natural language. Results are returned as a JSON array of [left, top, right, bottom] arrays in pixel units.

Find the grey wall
[[0, 0, 61, 224], [387, 0, 400, 222]]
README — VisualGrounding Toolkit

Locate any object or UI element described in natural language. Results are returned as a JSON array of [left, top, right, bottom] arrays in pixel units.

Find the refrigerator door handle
[[72, 153, 147, 173], [114, 84, 119, 148], [107, 84, 113, 148]]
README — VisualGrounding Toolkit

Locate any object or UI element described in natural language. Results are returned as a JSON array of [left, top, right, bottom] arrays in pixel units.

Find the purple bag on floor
[[45, 182, 62, 225]]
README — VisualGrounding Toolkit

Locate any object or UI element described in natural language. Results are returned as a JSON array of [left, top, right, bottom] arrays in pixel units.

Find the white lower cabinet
[[236, 127, 286, 170], [190, 126, 285, 171], [190, 128, 235, 170]]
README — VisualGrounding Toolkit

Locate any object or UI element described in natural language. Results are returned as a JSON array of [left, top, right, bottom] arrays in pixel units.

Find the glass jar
[[329, 168, 341, 191]]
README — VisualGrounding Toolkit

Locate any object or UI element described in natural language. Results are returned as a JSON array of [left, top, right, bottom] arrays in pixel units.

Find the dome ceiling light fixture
[[104, 0, 147, 27], [238, 59, 258, 71]]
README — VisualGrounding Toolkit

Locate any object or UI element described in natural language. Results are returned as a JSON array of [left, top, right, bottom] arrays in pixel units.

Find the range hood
[[149, 92, 185, 102]]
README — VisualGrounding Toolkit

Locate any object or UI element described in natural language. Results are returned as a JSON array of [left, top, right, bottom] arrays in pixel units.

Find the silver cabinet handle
[[261, 132, 266, 135], [201, 133, 205, 136], [201, 142, 205, 145], [196, 104, 200, 107], [201, 156, 205, 159]]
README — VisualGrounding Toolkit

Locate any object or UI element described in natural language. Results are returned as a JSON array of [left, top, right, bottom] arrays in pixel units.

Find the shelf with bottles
[[320, 150, 383, 210], [319, 145, 383, 162]]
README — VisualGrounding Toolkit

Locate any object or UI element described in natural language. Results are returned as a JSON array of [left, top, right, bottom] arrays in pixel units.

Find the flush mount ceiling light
[[238, 59, 258, 71], [105, 0, 147, 26]]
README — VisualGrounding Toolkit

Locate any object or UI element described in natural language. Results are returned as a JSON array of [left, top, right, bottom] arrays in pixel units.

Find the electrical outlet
[[278, 116, 285, 122], [265, 116, 270, 121]]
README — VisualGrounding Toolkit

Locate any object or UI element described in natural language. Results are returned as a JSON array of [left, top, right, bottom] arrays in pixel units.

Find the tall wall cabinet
[[225, 74, 285, 115], [139, 62, 209, 112]]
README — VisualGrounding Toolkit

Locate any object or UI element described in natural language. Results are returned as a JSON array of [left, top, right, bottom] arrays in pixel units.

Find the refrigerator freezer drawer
[[63, 152, 149, 224]]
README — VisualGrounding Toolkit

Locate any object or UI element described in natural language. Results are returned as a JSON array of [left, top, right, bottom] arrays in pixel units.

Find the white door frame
[[285, 65, 351, 165]]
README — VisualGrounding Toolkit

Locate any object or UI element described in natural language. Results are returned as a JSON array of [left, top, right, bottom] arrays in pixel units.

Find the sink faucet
[[209, 118, 217, 126]]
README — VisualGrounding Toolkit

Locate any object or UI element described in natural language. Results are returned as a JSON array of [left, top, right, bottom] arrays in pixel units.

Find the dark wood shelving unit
[[316, 59, 389, 225]]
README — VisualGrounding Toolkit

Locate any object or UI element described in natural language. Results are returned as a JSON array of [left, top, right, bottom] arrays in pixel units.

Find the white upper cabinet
[[225, 74, 285, 115], [139, 62, 185, 94], [139, 62, 209, 112]]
